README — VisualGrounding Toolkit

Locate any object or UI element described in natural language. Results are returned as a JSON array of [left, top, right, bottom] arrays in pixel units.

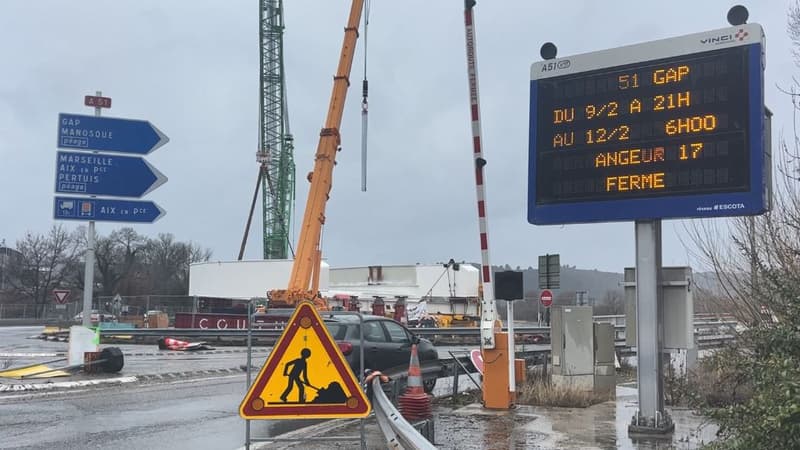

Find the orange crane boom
[[268, 0, 364, 310]]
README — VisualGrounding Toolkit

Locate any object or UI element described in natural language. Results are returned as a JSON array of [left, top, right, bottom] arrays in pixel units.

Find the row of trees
[[0, 226, 211, 317]]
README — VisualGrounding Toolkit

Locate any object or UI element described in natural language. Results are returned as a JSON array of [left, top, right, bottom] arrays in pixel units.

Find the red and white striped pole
[[463, 0, 497, 350]]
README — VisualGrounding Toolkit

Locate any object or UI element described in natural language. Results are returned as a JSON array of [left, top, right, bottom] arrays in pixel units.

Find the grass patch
[[517, 368, 612, 408]]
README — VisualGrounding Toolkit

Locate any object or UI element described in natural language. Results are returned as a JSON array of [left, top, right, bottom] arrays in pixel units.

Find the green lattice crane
[[259, 0, 294, 260]]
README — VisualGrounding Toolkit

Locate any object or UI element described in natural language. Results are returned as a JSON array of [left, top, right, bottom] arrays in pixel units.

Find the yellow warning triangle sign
[[239, 301, 371, 419]]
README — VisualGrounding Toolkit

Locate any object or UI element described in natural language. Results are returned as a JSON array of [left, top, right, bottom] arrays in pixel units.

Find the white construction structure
[[328, 262, 481, 318], [189, 260, 330, 299]]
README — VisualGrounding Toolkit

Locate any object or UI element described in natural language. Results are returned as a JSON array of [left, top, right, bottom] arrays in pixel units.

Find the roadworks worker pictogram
[[239, 301, 370, 419]]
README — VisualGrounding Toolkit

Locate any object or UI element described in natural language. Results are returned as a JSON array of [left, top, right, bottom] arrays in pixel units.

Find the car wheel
[[423, 377, 436, 394]]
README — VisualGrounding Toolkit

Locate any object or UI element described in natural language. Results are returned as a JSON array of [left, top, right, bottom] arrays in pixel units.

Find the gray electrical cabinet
[[551, 305, 594, 390], [593, 322, 615, 396], [624, 266, 694, 350]]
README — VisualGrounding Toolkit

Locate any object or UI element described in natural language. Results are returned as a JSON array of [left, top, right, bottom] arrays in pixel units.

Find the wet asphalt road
[[0, 372, 322, 450], [0, 326, 544, 450]]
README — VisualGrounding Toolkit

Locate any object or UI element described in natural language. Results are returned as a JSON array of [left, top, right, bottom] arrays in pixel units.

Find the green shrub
[[690, 325, 800, 449]]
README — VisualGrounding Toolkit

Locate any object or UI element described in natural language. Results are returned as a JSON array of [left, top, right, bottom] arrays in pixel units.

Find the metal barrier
[[95, 320, 735, 339], [0, 302, 80, 320], [447, 350, 482, 400], [95, 325, 548, 338], [371, 377, 437, 450]]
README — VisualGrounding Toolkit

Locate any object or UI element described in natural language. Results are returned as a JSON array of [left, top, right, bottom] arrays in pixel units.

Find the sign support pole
[[537, 299, 541, 326], [629, 219, 673, 435], [245, 299, 252, 450], [506, 300, 515, 393], [80, 91, 102, 328]]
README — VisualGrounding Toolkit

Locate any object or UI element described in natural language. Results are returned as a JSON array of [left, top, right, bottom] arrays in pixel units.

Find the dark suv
[[323, 314, 439, 393]]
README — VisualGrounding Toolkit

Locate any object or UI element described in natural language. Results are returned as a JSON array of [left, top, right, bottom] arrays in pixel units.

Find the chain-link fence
[[0, 302, 80, 320], [95, 295, 196, 317]]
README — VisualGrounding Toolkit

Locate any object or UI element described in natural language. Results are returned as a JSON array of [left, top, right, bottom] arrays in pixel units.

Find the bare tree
[[683, 70, 800, 325], [8, 225, 80, 317], [93, 228, 147, 297], [141, 233, 211, 295]]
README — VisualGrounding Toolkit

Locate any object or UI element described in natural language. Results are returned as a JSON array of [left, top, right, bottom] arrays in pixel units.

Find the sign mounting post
[[56, 93, 169, 324], [80, 91, 106, 327]]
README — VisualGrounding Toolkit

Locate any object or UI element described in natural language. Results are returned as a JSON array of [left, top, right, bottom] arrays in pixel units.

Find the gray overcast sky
[[0, 1, 793, 273]]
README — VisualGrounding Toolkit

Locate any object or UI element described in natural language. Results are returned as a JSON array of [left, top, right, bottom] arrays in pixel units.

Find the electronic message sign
[[528, 23, 767, 225]]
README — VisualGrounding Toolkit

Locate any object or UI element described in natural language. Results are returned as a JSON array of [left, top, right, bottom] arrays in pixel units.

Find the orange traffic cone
[[398, 343, 432, 420]]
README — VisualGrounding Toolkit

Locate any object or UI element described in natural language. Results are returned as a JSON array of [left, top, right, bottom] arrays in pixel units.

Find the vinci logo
[[700, 28, 749, 45]]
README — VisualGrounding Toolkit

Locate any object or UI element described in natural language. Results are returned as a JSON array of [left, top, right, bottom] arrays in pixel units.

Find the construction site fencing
[[0, 295, 251, 323], [0, 302, 80, 320], [95, 295, 196, 319]]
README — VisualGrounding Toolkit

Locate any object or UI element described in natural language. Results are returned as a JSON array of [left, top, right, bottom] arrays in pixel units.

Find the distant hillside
[[480, 264, 624, 321], [487, 264, 623, 301], [483, 264, 722, 321]]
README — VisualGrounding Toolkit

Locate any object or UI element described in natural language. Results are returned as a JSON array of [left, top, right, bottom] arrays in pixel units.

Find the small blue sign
[[55, 151, 167, 198], [54, 196, 165, 223], [57, 113, 169, 155]]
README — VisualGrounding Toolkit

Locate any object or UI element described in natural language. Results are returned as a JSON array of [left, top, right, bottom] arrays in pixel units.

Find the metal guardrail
[[371, 377, 437, 450], [96, 323, 737, 342], [98, 328, 282, 338], [95, 326, 551, 338], [92, 320, 737, 366]]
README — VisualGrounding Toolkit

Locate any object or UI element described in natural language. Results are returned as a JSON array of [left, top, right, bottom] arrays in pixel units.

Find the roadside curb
[[126, 349, 255, 357], [137, 367, 245, 381], [0, 367, 246, 395], [1, 349, 255, 359], [0, 376, 138, 393]]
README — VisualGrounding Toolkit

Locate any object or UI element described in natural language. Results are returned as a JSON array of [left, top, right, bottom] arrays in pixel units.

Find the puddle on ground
[[433, 408, 550, 449], [260, 384, 720, 449], [439, 385, 718, 449]]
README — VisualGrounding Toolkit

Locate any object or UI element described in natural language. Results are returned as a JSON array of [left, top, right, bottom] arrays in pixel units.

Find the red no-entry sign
[[540, 289, 553, 307]]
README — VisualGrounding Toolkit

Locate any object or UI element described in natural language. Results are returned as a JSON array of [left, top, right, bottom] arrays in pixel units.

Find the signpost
[[493, 270, 524, 394], [240, 302, 370, 419], [528, 17, 767, 437], [55, 151, 167, 198], [57, 113, 169, 155], [54, 196, 165, 223], [538, 254, 560, 289], [53, 93, 170, 327], [53, 289, 70, 312], [528, 23, 768, 225], [53, 289, 70, 304], [84, 95, 112, 109], [540, 289, 553, 308]]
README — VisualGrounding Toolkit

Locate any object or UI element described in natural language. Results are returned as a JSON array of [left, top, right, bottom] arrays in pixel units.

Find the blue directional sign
[[55, 151, 167, 198], [57, 113, 169, 155], [54, 196, 165, 223]]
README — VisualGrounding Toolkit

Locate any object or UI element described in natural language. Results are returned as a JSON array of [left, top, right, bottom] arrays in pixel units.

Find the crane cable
[[360, 0, 370, 192]]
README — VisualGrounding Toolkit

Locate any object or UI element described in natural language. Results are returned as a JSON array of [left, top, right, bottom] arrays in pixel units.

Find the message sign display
[[528, 23, 767, 224]]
